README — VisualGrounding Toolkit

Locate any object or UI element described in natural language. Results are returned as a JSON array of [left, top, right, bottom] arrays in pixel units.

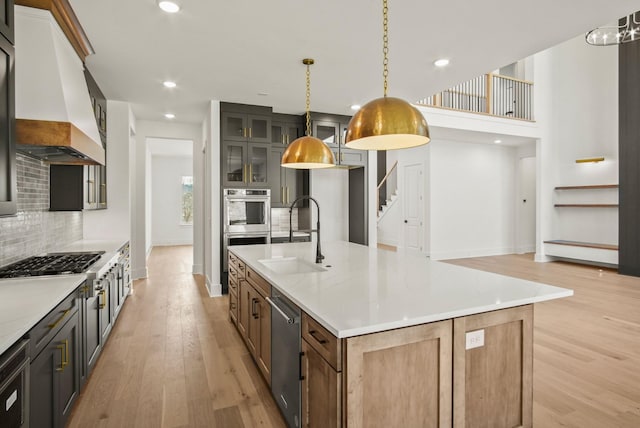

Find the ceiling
[[69, 0, 638, 124]]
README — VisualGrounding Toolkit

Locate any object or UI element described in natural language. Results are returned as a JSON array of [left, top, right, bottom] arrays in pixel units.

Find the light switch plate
[[465, 329, 485, 350]]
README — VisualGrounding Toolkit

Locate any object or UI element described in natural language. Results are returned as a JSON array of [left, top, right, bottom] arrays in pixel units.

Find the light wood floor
[[68, 245, 286, 428], [69, 248, 640, 427]]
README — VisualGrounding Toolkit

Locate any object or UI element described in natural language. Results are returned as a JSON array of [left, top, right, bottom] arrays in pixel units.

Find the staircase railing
[[377, 161, 398, 217], [416, 73, 534, 121]]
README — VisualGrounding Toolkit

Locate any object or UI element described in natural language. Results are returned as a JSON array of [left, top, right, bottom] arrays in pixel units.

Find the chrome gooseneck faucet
[[289, 195, 324, 264]]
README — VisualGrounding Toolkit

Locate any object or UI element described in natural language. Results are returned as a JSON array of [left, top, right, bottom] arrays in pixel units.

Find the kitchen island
[[228, 241, 572, 428]]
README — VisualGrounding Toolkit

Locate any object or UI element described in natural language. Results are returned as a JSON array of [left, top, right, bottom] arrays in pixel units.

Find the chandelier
[[586, 12, 640, 46]]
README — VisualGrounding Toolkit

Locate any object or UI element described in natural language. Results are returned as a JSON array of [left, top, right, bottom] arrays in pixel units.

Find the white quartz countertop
[[60, 238, 128, 254], [229, 241, 573, 338], [0, 238, 129, 355], [0, 275, 86, 355]]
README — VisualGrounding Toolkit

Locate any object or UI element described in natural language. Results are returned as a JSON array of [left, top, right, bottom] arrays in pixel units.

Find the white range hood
[[14, 5, 104, 165]]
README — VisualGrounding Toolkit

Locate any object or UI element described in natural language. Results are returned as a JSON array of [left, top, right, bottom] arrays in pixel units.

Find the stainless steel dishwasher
[[267, 290, 301, 428]]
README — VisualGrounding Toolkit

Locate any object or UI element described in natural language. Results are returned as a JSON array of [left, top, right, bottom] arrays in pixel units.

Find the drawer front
[[237, 259, 246, 279], [229, 265, 238, 282], [302, 312, 341, 371], [228, 251, 239, 269], [29, 287, 80, 359], [245, 266, 270, 298], [228, 275, 239, 294], [229, 291, 238, 325]]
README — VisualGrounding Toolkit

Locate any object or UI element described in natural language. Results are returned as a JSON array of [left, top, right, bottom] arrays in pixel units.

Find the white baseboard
[[377, 236, 399, 248], [206, 275, 222, 297], [534, 253, 553, 263], [192, 264, 203, 275], [430, 247, 516, 261], [516, 245, 535, 254]]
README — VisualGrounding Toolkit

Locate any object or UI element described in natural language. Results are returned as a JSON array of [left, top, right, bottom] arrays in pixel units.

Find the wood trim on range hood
[[16, 119, 105, 165], [15, 0, 94, 61]]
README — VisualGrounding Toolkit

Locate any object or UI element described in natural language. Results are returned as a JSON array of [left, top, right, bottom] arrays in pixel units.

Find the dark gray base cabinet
[[84, 294, 101, 378], [30, 311, 81, 428]]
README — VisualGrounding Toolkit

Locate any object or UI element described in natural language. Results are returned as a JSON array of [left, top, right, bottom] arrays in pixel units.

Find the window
[[181, 176, 193, 225]]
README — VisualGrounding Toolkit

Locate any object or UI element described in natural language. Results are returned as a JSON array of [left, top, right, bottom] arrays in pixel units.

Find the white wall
[[533, 34, 619, 261], [83, 101, 133, 243], [310, 168, 349, 242], [202, 101, 221, 296], [132, 120, 203, 279], [151, 155, 193, 246]]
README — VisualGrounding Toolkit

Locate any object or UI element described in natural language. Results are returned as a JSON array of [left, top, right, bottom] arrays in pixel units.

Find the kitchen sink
[[258, 257, 327, 275]]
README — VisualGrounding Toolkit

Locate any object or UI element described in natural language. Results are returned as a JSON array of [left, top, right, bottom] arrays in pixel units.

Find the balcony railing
[[416, 73, 534, 121]]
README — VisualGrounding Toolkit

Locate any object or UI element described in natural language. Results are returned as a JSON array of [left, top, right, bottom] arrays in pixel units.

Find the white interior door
[[517, 156, 536, 253], [403, 163, 424, 255]]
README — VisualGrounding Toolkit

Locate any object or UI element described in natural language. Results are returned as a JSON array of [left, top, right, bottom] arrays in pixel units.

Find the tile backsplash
[[271, 207, 311, 232], [0, 154, 83, 267]]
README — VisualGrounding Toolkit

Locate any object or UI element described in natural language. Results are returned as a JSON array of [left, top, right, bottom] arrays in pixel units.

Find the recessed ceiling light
[[494, 139, 502, 144], [163, 80, 177, 88], [165, 113, 175, 119], [258, 92, 269, 96], [434, 58, 450, 67], [350, 104, 361, 111], [158, 1, 180, 13]]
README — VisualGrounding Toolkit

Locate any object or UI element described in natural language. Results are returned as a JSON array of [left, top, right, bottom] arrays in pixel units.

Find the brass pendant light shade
[[346, 96, 430, 150], [345, 0, 430, 151], [281, 135, 335, 169], [281, 59, 336, 169]]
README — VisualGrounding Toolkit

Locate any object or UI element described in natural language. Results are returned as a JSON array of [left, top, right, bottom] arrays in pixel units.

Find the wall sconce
[[575, 157, 605, 164]]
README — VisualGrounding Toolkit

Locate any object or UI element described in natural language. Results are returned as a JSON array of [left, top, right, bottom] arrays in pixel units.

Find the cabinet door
[[344, 320, 452, 428], [0, 35, 16, 216], [30, 340, 57, 428], [99, 282, 112, 343], [271, 121, 286, 145], [83, 165, 97, 210], [222, 141, 247, 187], [222, 112, 248, 141], [453, 305, 533, 428], [85, 295, 101, 375], [312, 120, 339, 148], [238, 280, 250, 339], [301, 339, 341, 428], [339, 148, 366, 167], [57, 313, 81, 428], [247, 114, 271, 142], [285, 121, 303, 145], [98, 165, 107, 209], [256, 295, 271, 384], [247, 143, 269, 187], [229, 288, 238, 325], [0, 0, 14, 45], [269, 147, 285, 207], [283, 168, 301, 206]]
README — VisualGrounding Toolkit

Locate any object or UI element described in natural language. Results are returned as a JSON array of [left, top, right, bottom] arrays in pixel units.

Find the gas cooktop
[[0, 251, 105, 278]]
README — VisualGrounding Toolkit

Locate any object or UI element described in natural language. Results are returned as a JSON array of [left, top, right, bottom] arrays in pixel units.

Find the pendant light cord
[[383, 0, 389, 97], [305, 63, 311, 136]]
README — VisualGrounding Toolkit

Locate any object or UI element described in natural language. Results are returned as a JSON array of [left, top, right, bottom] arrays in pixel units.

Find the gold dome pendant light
[[281, 59, 336, 169], [345, 0, 430, 150]]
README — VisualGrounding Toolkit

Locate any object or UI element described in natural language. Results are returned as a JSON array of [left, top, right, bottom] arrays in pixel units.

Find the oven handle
[[265, 297, 296, 324], [226, 233, 270, 239]]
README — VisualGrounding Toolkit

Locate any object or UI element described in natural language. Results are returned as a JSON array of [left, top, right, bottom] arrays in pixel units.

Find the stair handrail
[[377, 161, 398, 217]]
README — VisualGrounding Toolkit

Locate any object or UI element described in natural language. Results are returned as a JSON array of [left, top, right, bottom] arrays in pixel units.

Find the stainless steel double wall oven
[[222, 189, 271, 287]]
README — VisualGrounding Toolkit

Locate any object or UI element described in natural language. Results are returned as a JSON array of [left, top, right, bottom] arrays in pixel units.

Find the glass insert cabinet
[[222, 141, 270, 188]]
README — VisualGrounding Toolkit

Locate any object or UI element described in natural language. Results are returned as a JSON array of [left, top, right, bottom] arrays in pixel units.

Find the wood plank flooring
[[445, 254, 640, 427], [67, 245, 285, 428], [69, 247, 640, 427]]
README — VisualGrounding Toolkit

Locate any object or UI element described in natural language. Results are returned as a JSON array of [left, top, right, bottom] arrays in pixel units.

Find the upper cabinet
[[0, 2, 16, 217], [271, 113, 303, 146], [222, 112, 271, 143], [0, 0, 14, 44], [221, 141, 270, 188], [310, 112, 367, 168]]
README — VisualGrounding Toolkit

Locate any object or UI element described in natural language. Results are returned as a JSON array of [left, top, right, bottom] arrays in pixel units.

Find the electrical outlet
[[465, 329, 485, 350]]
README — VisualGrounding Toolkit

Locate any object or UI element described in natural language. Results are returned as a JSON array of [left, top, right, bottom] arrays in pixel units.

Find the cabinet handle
[[249, 164, 253, 183], [249, 127, 252, 139], [282, 135, 285, 145], [63, 339, 69, 368], [308, 329, 328, 344], [281, 186, 285, 203], [48, 308, 72, 330], [56, 344, 65, 372], [286, 187, 290, 205], [251, 298, 259, 319], [231, 302, 236, 310], [99, 290, 106, 309], [299, 351, 305, 380], [243, 127, 247, 138]]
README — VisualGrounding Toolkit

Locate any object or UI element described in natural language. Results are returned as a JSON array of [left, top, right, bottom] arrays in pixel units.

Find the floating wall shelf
[[544, 240, 618, 251]]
